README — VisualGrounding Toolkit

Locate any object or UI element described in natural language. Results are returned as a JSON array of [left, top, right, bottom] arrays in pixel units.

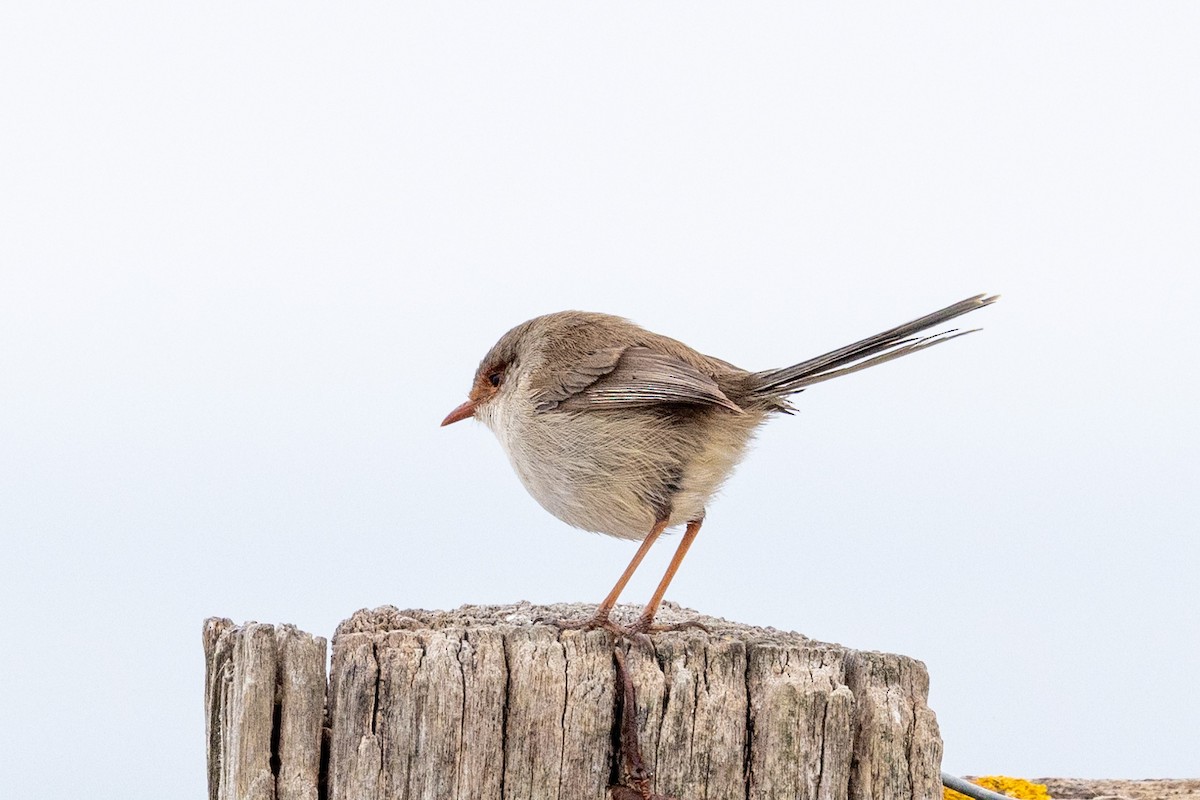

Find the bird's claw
[[544, 613, 630, 638], [545, 612, 710, 640], [625, 616, 711, 636]]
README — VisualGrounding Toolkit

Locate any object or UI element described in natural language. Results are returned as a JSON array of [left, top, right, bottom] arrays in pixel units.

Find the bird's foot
[[544, 610, 710, 640], [545, 611, 630, 638], [624, 614, 711, 636]]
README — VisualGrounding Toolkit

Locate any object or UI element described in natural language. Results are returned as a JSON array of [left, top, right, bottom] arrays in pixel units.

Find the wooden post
[[204, 603, 942, 800], [203, 620, 327, 800]]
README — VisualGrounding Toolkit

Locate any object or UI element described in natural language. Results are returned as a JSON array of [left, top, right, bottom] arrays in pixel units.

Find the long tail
[[748, 293, 998, 401]]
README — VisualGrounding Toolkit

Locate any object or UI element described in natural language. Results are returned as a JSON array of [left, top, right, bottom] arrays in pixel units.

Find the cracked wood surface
[[1036, 778, 1200, 800], [204, 619, 327, 800], [204, 602, 943, 800]]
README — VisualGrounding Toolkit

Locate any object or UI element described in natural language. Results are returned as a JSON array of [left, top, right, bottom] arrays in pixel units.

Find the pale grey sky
[[2, 3, 1198, 796]]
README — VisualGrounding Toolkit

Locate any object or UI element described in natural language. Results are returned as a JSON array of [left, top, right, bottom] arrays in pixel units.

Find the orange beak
[[441, 399, 477, 426]]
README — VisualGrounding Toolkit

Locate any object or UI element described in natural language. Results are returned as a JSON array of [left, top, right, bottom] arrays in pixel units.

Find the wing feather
[[535, 346, 743, 413]]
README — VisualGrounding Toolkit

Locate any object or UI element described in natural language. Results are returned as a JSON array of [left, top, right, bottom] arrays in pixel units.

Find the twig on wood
[[612, 647, 683, 800]]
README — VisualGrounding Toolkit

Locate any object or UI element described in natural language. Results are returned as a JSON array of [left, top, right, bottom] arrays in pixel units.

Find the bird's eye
[[488, 370, 503, 388]]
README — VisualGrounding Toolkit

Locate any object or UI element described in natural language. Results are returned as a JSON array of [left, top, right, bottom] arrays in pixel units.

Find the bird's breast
[[479, 391, 762, 540]]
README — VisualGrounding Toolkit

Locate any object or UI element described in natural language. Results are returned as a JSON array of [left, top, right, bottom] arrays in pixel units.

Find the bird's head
[[440, 320, 532, 428]]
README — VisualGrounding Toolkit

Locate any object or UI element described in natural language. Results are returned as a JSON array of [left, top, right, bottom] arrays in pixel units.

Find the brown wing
[[533, 346, 625, 411], [534, 346, 743, 414]]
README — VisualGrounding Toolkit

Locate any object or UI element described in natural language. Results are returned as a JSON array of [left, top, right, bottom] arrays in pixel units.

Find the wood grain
[[204, 619, 326, 800], [205, 603, 943, 800]]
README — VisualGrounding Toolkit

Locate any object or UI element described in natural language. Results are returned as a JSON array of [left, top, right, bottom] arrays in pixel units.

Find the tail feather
[[749, 293, 998, 399]]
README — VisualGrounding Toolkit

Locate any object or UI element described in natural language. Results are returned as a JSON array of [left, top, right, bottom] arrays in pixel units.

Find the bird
[[442, 293, 997, 635]]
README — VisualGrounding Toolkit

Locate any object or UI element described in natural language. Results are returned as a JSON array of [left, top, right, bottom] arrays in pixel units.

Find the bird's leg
[[627, 519, 709, 634], [553, 518, 670, 634]]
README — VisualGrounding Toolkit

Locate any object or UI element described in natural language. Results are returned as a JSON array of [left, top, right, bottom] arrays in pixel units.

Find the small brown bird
[[442, 294, 997, 635]]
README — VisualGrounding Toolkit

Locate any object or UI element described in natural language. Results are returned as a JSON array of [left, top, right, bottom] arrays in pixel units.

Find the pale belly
[[482, 393, 762, 540]]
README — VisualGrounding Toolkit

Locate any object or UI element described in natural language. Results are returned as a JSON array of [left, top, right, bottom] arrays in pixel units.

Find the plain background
[[2, 3, 1198, 796]]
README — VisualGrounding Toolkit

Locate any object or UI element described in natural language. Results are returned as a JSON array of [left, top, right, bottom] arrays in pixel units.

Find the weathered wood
[[204, 619, 326, 800], [205, 603, 943, 800], [1038, 778, 1200, 800], [275, 625, 327, 800]]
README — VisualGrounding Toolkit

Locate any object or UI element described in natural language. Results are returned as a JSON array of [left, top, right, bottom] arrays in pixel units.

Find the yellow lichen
[[944, 776, 1051, 800]]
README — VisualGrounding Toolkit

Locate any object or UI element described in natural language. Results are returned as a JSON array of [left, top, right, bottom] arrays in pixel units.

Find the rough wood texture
[[1036, 778, 1200, 800], [205, 602, 943, 800], [204, 618, 327, 800]]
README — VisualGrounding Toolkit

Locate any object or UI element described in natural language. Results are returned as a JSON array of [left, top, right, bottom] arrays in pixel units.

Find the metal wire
[[942, 772, 1024, 800]]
